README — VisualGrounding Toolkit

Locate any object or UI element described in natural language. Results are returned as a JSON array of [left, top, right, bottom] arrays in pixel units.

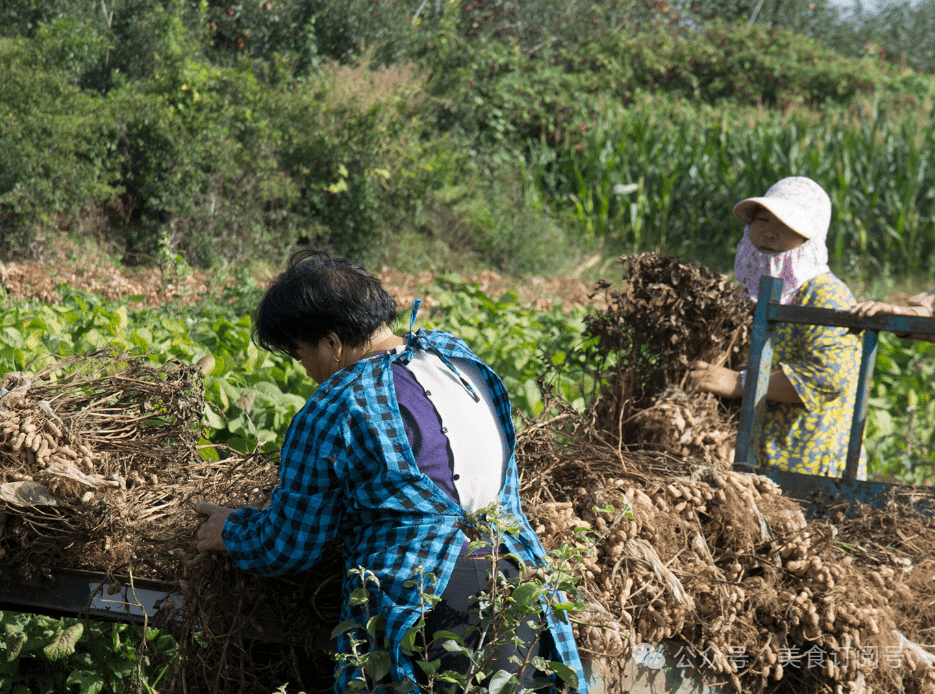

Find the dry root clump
[[169, 539, 343, 694], [585, 252, 752, 390], [628, 384, 737, 465], [518, 401, 935, 694], [0, 350, 340, 693], [0, 351, 205, 580], [581, 253, 752, 465]]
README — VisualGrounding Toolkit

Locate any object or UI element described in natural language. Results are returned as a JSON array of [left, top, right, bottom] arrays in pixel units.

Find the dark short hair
[[253, 250, 398, 356]]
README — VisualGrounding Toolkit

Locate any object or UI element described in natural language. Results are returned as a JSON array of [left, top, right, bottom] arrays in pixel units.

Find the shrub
[[28, 13, 111, 90], [0, 38, 121, 259], [108, 59, 303, 266], [416, 168, 576, 276], [274, 57, 436, 266], [413, 14, 934, 155]]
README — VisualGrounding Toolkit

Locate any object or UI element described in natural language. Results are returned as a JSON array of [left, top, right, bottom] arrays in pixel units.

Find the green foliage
[[0, 37, 121, 258], [200, 0, 316, 68], [0, 611, 177, 694], [275, 89, 410, 266], [413, 10, 932, 153], [422, 278, 601, 416], [409, 3, 589, 149], [108, 58, 303, 266], [0, 0, 95, 38], [334, 503, 588, 693], [3, 0, 935, 275], [0, 8, 436, 269], [200, 0, 417, 68], [616, 22, 880, 107], [415, 161, 577, 276], [864, 331, 935, 484], [837, 0, 935, 73], [676, 0, 849, 42], [105, 0, 205, 84], [28, 13, 111, 89]]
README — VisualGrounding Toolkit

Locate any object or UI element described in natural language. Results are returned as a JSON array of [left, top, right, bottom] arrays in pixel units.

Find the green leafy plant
[[864, 331, 935, 484], [422, 277, 603, 417], [0, 611, 177, 694], [332, 503, 590, 694]]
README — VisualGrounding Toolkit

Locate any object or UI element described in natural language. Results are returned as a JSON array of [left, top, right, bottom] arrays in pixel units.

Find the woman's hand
[[851, 300, 917, 320], [689, 361, 743, 399], [851, 301, 935, 341], [195, 501, 235, 553]]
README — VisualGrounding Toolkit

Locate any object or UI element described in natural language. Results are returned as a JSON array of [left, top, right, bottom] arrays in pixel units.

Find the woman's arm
[[200, 401, 347, 577], [851, 300, 935, 342], [689, 362, 803, 404], [220, 483, 343, 576]]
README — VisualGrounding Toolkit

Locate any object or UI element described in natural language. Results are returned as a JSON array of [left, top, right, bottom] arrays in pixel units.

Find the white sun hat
[[732, 176, 831, 241]]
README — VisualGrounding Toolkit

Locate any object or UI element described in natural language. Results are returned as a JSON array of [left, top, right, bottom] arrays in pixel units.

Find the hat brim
[[732, 197, 817, 240]]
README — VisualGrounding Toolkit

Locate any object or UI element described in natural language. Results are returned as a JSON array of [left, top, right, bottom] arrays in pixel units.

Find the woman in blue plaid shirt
[[195, 251, 586, 693]]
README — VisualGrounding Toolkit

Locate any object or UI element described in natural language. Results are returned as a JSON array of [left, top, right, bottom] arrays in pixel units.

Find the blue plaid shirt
[[223, 316, 587, 692]]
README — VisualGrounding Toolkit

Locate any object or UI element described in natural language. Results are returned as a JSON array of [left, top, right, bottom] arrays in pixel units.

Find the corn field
[[527, 98, 935, 279]]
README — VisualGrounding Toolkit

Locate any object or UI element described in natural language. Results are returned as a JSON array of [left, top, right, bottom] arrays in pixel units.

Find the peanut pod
[[11, 431, 27, 452]]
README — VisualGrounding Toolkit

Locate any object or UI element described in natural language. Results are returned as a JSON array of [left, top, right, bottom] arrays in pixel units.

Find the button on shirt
[[222, 328, 587, 692]]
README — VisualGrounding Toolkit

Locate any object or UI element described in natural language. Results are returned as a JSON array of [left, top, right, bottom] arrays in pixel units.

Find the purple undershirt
[[390, 361, 460, 506]]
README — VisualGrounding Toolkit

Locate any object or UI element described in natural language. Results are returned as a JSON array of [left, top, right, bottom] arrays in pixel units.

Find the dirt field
[[0, 258, 600, 313]]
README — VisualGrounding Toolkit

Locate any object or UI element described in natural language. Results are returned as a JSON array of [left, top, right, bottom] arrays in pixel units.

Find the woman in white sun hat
[[690, 176, 865, 478]]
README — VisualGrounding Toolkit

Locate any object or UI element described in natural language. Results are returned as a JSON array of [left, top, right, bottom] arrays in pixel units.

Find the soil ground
[[0, 258, 601, 313]]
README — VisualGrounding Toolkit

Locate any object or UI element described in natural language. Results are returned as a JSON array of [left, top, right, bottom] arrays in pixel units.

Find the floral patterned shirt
[[759, 273, 865, 478]]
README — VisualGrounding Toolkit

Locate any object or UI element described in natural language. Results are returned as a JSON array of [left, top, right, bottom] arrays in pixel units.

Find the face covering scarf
[[734, 226, 830, 305]]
